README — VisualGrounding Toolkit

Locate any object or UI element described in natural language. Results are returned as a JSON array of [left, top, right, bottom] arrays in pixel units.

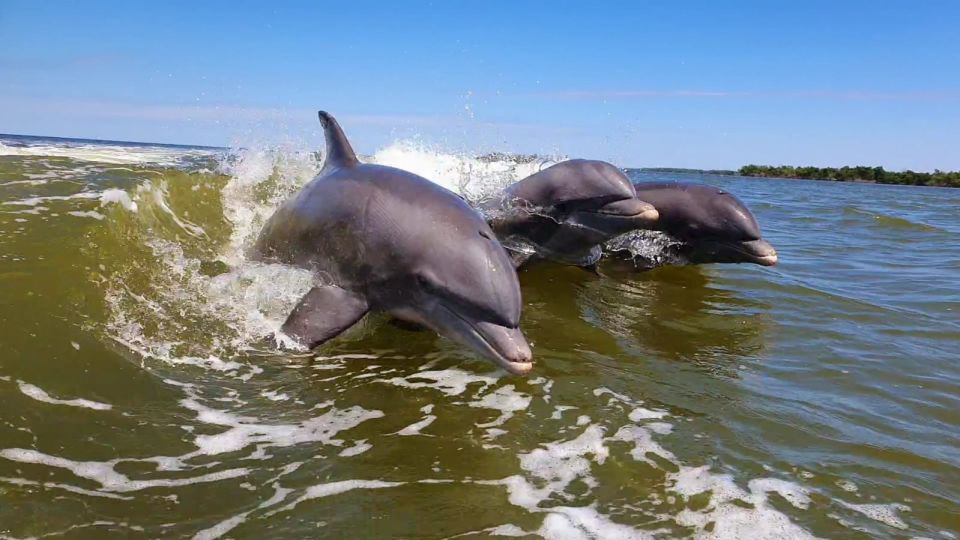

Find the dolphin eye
[[478, 230, 492, 240], [416, 274, 432, 288]]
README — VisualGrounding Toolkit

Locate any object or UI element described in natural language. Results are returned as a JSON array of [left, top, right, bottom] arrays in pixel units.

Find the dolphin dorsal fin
[[317, 111, 359, 172]]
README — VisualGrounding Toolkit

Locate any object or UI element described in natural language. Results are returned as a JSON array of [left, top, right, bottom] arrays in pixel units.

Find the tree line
[[737, 165, 960, 188]]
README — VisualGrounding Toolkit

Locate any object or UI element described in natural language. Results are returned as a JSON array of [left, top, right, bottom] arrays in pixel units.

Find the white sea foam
[[610, 424, 675, 465], [260, 390, 289, 401], [100, 189, 138, 212], [478, 423, 665, 539], [17, 381, 113, 411], [216, 144, 319, 264], [179, 396, 383, 456], [268, 480, 403, 516], [0, 475, 132, 500], [550, 405, 578, 420], [836, 479, 858, 492], [396, 404, 437, 436], [2, 191, 101, 207], [628, 407, 668, 421], [192, 485, 292, 540], [471, 384, 532, 439], [381, 368, 499, 396], [67, 210, 106, 220], [670, 466, 817, 539], [338, 440, 372, 456], [839, 501, 911, 530], [0, 448, 247, 493], [0, 140, 217, 166]]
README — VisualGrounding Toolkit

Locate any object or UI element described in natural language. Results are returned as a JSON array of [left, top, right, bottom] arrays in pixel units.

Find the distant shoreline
[[738, 165, 959, 188], [637, 165, 960, 188]]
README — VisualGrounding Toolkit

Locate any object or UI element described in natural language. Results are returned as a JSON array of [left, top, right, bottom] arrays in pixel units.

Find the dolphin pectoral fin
[[281, 286, 369, 348]]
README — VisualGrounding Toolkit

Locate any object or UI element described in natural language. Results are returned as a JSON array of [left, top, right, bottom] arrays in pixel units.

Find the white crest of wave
[[217, 144, 321, 264], [0, 140, 216, 167], [368, 140, 556, 203], [100, 144, 321, 372]]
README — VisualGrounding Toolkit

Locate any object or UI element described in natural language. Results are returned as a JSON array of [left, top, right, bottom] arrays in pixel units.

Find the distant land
[[636, 166, 960, 188], [738, 165, 960, 188]]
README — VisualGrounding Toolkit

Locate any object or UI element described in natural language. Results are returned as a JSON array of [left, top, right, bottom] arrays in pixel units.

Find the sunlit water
[[0, 134, 957, 539]]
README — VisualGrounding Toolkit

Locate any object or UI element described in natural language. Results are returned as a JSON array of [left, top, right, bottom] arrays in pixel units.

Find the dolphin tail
[[317, 111, 359, 171]]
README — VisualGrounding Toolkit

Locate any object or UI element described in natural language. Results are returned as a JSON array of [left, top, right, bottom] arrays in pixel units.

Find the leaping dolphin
[[254, 112, 533, 374], [607, 182, 778, 269], [482, 159, 659, 268]]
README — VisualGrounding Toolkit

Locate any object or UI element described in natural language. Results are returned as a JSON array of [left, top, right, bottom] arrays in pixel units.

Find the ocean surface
[[0, 133, 957, 539]]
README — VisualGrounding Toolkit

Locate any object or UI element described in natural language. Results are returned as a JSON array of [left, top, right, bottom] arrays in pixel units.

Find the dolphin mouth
[[565, 199, 659, 238], [591, 198, 659, 222], [439, 304, 533, 375], [728, 238, 778, 266]]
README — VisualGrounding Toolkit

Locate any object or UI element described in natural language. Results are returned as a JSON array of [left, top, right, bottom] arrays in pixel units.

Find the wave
[[0, 139, 220, 167], [841, 206, 944, 233]]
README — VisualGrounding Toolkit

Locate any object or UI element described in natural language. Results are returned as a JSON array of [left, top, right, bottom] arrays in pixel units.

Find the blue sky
[[1, 0, 958, 170]]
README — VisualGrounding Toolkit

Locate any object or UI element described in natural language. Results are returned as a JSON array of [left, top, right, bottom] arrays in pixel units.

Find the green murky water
[[0, 136, 958, 539]]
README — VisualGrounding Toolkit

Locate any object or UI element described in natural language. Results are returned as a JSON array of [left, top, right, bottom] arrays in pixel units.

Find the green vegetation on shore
[[738, 165, 960, 188]]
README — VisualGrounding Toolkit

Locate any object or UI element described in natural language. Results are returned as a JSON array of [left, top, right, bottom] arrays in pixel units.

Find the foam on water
[[381, 368, 500, 396], [0, 448, 248, 493], [839, 501, 911, 530], [395, 404, 437, 436], [67, 210, 106, 220], [2, 191, 102, 207], [471, 384, 533, 441], [670, 466, 817, 539], [0, 139, 218, 167], [100, 189, 139, 212], [268, 479, 404, 516], [17, 381, 113, 411], [179, 395, 384, 457]]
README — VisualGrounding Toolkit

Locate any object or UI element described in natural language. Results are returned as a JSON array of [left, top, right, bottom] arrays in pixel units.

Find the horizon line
[[2, 132, 958, 175]]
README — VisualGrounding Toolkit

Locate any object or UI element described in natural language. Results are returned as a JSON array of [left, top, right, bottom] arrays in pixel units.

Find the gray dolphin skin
[[254, 111, 533, 375], [612, 182, 778, 267], [483, 159, 658, 268]]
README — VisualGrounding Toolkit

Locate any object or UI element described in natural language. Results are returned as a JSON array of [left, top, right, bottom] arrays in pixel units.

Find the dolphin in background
[[481, 159, 659, 268], [606, 182, 778, 269], [254, 111, 533, 374]]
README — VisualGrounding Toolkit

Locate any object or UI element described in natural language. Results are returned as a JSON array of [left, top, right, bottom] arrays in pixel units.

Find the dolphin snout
[[474, 320, 533, 375], [731, 238, 778, 266], [596, 198, 659, 223], [745, 239, 778, 266]]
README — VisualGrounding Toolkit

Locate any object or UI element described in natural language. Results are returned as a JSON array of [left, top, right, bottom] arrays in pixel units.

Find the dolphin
[[606, 182, 778, 268], [254, 111, 533, 374], [482, 159, 658, 268]]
